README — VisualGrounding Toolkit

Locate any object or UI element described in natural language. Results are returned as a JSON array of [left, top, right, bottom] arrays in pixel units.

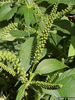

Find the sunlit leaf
[[24, 6, 33, 36], [0, 3, 17, 21], [16, 85, 25, 100], [19, 37, 34, 72], [35, 59, 68, 74], [68, 36, 75, 57], [54, 68, 75, 97]]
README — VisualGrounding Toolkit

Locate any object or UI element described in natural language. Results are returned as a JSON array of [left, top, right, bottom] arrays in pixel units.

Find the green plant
[[0, 0, 75, 100]]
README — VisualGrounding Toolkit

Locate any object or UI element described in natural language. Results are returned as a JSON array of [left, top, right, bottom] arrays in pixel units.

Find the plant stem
[[24, 73, 36, 90], [30, 85, 45, 100], [33, 14, 43, 32]]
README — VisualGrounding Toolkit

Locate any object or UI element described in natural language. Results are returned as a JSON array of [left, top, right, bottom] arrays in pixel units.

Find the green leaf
[[59, 0, 75, 5], [28, 0, 33, 4], [2, 33, 16, 41], [5, 6, 17, 20], [24, 6, 33, 36], [54, 20, 75, 35], [35, 59, 68, 75], [10, 30, 28, 37], [17, 5, 26, 16], [54, 68, 75, 97], [48, 0, 75, 5], [36, 0, 48, 4], [68, 36, 75, 57], [0, 3, 11, 21], [0, 3, 17, 21], [49, 33, 62, 45], [16, 85, 25, 100], [19, 37, 34, 72], [41, 88, 60, 97]]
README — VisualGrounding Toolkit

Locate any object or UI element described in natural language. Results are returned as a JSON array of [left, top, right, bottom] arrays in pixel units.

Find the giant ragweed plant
[[0, 0, 75, 100]]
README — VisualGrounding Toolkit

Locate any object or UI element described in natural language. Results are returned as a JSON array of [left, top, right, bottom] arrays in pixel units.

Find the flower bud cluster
[[55, 6, 73, 19], [19, 71, 28, 83], [24, 24, 42, 37], [0, 50, 22, 74], [0, 50, 28, 83], [46, 0, 59, 30], [32, 81, 62, 89], [48, 71, 59, 83], [33, 1, 59, 64], [29, 26, 36, 33], [0, 23, 18, 39], [33, 2, 44, 21], [0, 62, 16, 76]]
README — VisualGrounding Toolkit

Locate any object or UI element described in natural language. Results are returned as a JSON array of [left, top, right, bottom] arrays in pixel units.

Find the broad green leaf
[[54, 68, 75, 97], [68, 36, 75, 57], [17, 5, 26, 16], [70, 9, 75, 14], [36, 0, 48, 4], [0, 3, 10, 14], [10, 30, 28, 37], [28, 0, 33, 4], [54, 25, 71, 35], [54, 20, 75, 35], [49, 33, 62, 45], [19, 37, 34, 72], [0, 3, 17, 21], [35, 59, 68, 75], [48, 0, 75, 5], [24, 6, 33, 36], [5, 6, 17, 20], [39, 7, 46, 14], [0, 3, 11, 21], [59, 0, 75, 5], [16, 85, 25, 100], [2, 33, 16, 41], [41, 88, 60, 97]]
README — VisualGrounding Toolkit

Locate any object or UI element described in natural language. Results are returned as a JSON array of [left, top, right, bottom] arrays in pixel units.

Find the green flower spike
[[32, 81, 62, 89], [0, 62, 16, 76], [0, 23, 18, 40]]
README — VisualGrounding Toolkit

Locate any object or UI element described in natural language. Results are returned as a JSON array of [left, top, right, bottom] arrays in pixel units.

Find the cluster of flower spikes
[[0, 23, 18, 40], [33, 0, 73, 65], [32, 81, 62, 89], [33, 0, 59, 64], [47, 71, 59, 83], [0, 50, 28, 83], [55, 5, 73, 19], [0, 62, 16, 76], [24, 23, 42, 36], [33, 2, 44, 21]]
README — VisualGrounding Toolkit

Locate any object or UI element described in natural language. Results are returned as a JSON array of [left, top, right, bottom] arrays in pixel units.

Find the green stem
[[31, 64, 35, 73], [37, 94, 45, 100], [30, 85, 45, 100], [33, 14, 43, 32], [24, 72, 36, 91]]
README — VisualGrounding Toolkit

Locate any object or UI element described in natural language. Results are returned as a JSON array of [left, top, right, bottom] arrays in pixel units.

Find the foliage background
[[0, 0, 75, 100]]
